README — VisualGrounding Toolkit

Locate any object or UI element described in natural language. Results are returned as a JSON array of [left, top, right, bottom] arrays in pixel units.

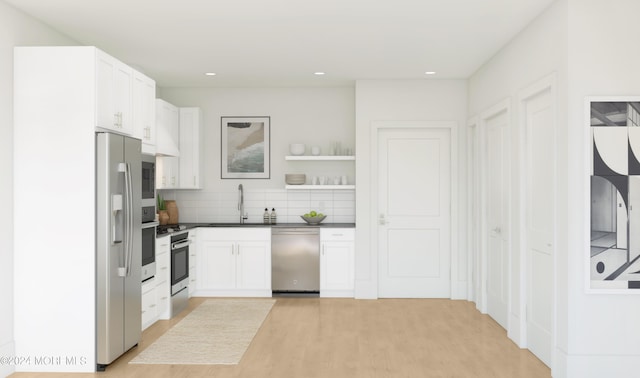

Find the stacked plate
[[285, 174, 306, 185]]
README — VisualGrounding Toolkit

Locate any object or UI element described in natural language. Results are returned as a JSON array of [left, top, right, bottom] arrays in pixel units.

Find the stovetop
[[156, 224, 187, 235]]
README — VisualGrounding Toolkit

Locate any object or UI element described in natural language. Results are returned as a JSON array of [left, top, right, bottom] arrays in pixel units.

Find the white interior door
[[378, 128, 451, 298], [524, 86, 555, 367], [485, 110, 510, 329]]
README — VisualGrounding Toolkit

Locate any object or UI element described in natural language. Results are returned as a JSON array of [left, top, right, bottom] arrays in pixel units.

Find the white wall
[[0, 2, 76, 377], [467, 0, 568, 367], [470, 0, 640, 376], [563, 0, 640, 376], [354, 80, 468, 299], [157, 87, 356, 223]]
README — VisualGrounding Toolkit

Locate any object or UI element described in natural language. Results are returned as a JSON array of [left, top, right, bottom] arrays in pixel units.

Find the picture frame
[[221, 116, 270, 179], [587, 96, 640, 292]]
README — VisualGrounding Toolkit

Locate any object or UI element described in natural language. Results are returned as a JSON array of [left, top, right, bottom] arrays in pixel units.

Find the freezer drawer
[[271, 228, 320, 292]]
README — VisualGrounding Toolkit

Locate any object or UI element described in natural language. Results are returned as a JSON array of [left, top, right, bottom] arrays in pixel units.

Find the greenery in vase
[[157, 194, 166, 211]]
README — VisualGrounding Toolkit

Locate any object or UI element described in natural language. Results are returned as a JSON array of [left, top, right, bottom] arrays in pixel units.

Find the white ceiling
[[6, 0, 555, 88]]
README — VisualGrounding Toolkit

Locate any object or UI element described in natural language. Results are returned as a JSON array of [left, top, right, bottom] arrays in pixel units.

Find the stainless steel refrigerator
[[96, 132, 142, 370]]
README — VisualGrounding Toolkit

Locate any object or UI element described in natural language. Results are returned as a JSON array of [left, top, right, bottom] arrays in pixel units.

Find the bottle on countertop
[[270, 208, 277, 224], [263, 208, 270, 224]]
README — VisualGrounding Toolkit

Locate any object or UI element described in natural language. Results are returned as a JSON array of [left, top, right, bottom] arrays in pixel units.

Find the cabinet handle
[[160, 296, 168, 300], [150, 304, 156, 308], [193, 176, 196, 186], [322, 244, 325, 255]]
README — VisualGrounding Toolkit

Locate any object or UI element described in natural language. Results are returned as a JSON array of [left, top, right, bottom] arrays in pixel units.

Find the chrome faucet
[[238, 184, 248, 224]]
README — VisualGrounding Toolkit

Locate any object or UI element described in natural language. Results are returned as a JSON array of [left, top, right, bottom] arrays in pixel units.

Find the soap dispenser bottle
[[263, 208, 270, 224], [270, 208, 277, 224]]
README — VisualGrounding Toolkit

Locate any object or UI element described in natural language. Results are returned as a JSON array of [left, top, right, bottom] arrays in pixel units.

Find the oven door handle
[[172, 240, 191, 250]]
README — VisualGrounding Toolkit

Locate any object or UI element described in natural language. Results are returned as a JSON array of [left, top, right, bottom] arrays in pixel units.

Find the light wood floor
[[11, 297, 550, 378]]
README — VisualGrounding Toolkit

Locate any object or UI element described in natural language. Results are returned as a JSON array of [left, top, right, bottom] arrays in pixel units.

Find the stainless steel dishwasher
[[271, 227, 320, 293]]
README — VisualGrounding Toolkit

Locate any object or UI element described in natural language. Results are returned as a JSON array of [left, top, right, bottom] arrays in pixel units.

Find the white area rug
[[130, 298, 275, 365]]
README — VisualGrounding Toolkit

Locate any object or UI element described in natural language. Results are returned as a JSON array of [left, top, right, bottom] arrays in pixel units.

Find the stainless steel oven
[[170, 231, 190, 317], [141, 221, 158, 282]]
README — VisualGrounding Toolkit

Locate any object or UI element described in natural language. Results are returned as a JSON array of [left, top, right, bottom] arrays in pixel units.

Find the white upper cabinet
[[95, 50, 133, 135], [132, 71, 156, 154], [155, 99, 180, 157], [156, 156, 179, 189], [178, 108, 203, 189], [156, 107, 203, 190]]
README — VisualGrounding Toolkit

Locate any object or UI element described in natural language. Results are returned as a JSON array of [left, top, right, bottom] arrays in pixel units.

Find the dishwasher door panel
[[271, 228, 320, 292]]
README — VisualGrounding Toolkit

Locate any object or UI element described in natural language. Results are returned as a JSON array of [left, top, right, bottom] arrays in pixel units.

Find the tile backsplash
[[159, 189, 355, 224]]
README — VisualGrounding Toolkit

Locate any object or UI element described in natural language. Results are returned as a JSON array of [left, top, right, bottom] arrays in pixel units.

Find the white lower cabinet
[[141, 277, 157, 330], [320, 228, 355, 297], [188, 230, 197, 297], [155, 235, 171, 320], [196, 228, 271, 297]]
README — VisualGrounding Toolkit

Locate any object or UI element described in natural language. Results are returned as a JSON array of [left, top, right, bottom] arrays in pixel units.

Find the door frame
[[517, 73, 557, 355], [370, 120, 459, 298], [477, 98, 512, 318], [467, 116, 480, 305]]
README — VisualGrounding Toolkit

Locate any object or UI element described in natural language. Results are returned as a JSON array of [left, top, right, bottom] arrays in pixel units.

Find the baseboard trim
[[555, 348, 640, 378]]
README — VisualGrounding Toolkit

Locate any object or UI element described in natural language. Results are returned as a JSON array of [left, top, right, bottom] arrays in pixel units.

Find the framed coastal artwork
[[588, 97, 640, 292], [221, 116, 270, 179]]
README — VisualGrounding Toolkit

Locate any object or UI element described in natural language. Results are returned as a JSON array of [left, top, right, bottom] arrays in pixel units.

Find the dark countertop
[[156, 222, 355, 238], [184, 222, 355, 229]]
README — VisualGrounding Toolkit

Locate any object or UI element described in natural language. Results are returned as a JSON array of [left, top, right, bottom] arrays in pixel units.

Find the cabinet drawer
[[141, 284, 157, 326], [320, 228, 354, 241], [198, 227, 270, 241], [156, 262, 169, 283]]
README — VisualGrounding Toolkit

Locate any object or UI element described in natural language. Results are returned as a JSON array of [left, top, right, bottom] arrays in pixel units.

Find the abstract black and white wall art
[[589, 98, 640, 291]]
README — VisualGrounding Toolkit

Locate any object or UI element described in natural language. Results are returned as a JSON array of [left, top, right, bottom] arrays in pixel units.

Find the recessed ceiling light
[[205, 72, 217, 76], [314, 72, 326, 76], [425, 71, 436, 75]]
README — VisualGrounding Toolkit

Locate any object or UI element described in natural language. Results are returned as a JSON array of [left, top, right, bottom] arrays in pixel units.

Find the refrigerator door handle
[[117, 162, 134, 277], [125, 162, 134, 277]]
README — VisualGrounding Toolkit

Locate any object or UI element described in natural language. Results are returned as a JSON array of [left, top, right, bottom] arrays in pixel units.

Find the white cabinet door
[[155, 99, 180, 156], [195, 228, 271, 296], [133, 71, 156, 154], [96, 50, 133, 135], [188, 230, 197, 297], [320, 229, 355, 297], [156, 156, 179, 189], [237, 241, 271, 290], [155, 236, 171, 320], [178, 108, 203, 189], [198, 240, 236, 291], [141, 278, 157, 330], [321, 241, 354, 294]]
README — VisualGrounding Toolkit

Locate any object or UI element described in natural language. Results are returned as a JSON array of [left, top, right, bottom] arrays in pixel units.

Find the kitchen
[[3, 1, 640, 378]]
